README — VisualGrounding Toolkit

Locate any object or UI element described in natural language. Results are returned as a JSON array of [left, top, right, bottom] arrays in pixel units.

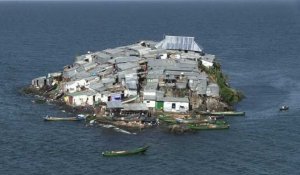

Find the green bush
[[199, 62, 244, 104]]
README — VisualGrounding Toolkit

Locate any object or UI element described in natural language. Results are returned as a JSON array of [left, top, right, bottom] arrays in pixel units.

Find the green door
[[155, 101, 164, 110]]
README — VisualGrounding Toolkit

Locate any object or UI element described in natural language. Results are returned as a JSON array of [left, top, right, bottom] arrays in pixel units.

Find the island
[[24, 35, 244, 133]]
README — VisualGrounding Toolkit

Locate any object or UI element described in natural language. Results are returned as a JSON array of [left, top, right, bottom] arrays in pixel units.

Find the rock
[[206, 97, 229, 111]]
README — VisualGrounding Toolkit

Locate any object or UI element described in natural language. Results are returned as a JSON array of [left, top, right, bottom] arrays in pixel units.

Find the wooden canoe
[[210, 111, 245, 116], [102, 145, 149, 157], [44, 115, 85, 121], [188, 123, 230, 130]]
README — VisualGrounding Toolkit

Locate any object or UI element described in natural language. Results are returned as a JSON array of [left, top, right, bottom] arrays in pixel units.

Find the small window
[[172, 103, 176, 109], [147, 101, 150, 103]]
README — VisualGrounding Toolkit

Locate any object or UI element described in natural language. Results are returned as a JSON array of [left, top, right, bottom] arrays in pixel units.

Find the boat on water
[[44, 114, 86, 121], [279, 105, 289, 111], [209, 115, 225, 120], [102, 145, 149, 157], [188, 123, 230, 130], [158, 115, 177, 124], [210, 111, 245, 116], [175, 118, 213, 124]]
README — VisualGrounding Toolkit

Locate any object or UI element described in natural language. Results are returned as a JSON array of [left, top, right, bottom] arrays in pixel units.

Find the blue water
[[1, 1, 300, 174]]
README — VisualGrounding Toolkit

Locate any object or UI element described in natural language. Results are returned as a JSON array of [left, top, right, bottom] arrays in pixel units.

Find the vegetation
[[199, 61, 244, 105]]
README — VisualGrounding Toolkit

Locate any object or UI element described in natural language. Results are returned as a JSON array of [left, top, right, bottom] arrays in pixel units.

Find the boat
[[209, 115, 225, 120], [102, 145, 149, 157], [44, 114, 86, 121], [210, 111, 245, 116], [188, 123, 230, 130], [158, 115, 177, 124], [279, 105, 289, 111], [175, 118, 208, 124]]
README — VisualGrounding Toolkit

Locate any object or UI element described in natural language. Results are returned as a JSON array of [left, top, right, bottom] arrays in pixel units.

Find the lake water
[[0, 1, 300, 174]]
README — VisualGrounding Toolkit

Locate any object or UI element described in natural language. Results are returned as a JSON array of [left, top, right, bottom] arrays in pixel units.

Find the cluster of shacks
[[32, 35, 219, 114]]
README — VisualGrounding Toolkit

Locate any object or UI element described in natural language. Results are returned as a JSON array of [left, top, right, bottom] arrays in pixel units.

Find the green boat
[[188, 123, 230, 130], [102, 145, 149, 157], [210, 111, 245, 116], [158, 115, 177, 124]]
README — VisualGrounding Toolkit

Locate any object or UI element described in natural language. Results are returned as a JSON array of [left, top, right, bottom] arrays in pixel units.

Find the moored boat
[[188, 123, 230, 130], [44, 114, 86, 121], [102, 145, 149, 157], [158, 115, 177, 124], [210, 111, 245, 116]]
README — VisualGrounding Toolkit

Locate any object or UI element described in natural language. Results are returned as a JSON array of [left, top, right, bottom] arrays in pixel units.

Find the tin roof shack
[[32, 76, 47, 89], [107, 56, 142, 64], [64, 90, 100, 106], [188, 73, 208, 95], [200, 54, 215, 68], [147, 69, 164, 83], [143, 95, 156, 109], [63, 79, 87, 93], [142, 82, 158, 108], [121, 103, 149, 115], [47, 72, 62, 86], [74, 53, 93, 64], [103, 47, 128, 57], [106, 101, 124, 116], [92, 51, 112, 64], [206, 83, 220, 97], [127, 43, 152, 56], [116, 62, 140, 72], [155, 35, 203, 53], [163, 97, 189, 113], [125, 80, 138, 97]]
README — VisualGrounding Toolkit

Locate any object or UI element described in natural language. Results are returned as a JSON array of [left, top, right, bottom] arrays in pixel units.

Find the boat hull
[[44, 116, 84, 121], [210, 111, 245, 116], [188, 124, 230, 130], [102, 146, 149, 157]]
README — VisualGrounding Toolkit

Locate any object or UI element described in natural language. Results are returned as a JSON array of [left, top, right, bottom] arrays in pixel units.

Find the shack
[[163, 97, 189, 113], [32, 76, 47, 88], [64, 90, 100, 106], [122, 103, 149, 115]]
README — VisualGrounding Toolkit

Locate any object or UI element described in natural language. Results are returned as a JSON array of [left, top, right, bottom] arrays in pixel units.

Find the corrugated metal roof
[[47, 72, 62, 78], [89, 81, 104, 90], [163, 97, 189, 103], [93, 51, 112, 64], [108, 56, 142, 64], [143, 95, 156, 101], [66, 90, 97, 97], [155, 35, 203, 52], [72, 71, 90, 80], [122, 103, 148, 111], [63, 68, 77, 79], [206, 83, 219, 97], [148, 59, 176, 68], [126, 80, 137, 90], [144, 82, 158, 90], [201, 54, 215, 63], [106, 101, 124, 109], [117, 62, 140, 71]]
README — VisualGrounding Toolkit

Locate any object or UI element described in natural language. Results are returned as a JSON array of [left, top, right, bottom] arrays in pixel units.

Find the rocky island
[[25, 35, 244, 132]]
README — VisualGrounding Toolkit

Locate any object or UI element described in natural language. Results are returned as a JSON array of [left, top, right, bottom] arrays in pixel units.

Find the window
[[147, 101, 150, 103], [172, 103, 176, 109]]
